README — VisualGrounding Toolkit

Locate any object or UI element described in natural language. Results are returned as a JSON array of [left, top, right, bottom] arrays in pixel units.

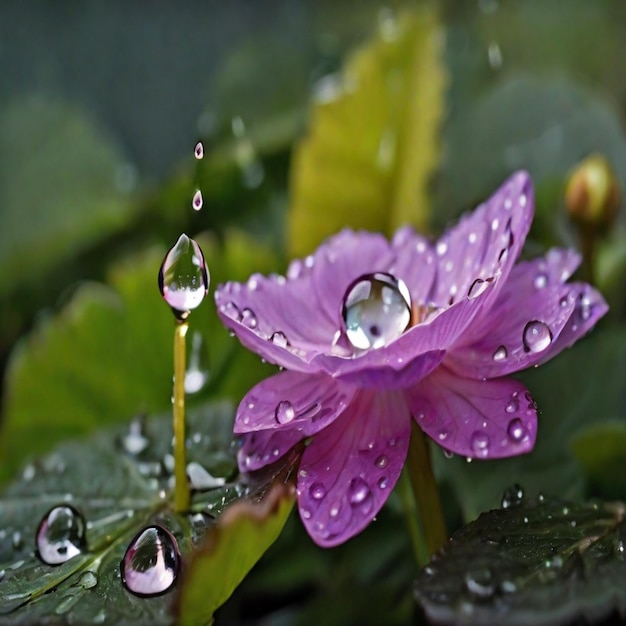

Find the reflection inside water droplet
[[522, 320, 552, 353], [36, 505, 86, 565], [158, 234, 209, 320], [121, 525, 180, 597], [342, 273, 411, 350]]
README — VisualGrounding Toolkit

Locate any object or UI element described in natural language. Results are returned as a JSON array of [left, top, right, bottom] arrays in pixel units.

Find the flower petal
[[238, 428, 305, 472], [406, 367, 537, 459], [234, 371, 354, 433], [429, 171, 533, 310], [296, 390, 410, 547], [443, 249, 598, 378]]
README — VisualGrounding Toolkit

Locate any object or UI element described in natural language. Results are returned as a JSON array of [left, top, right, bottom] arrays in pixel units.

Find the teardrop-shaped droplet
[[194, 141, 204, 159], [492, 345, 507, 362], [274, 400, 295, 425], [522, 320, 552, 353], [121, 525, 180, 597], [192, 189, 203, 211], [158, 234, 209, 320], [342, 272, 411, 350], [36, 505, 86, 565], [501, 483, 524, 509]]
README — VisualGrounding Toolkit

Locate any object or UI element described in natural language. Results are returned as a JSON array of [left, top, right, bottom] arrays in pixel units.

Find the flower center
[[341, 272, 412, 350]]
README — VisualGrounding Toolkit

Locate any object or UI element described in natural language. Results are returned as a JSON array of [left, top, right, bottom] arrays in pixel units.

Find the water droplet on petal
[[121, 525, 180, 597], [310, 482, 326, 500], [194, 142, 204, 159], [467, 278, 492, 299], [274, 401, 295, 425], [465, 568, 495, 598], [221, 302, 240, 320], [191, 189, 203, 211], [158, 234, 209, 320], [534, 273, 548, 289], [522, 321, 552, 353], [241, 308, 257, 329], [375, 454, 388, 469], [377, 476, 388, 489], [492, 346, 507, 362], [501, 484, 524, 508], [507, 418, 527, 443], [341, 273, 411, 350], [505, 397, 519, 413], [471, 432, 490, 457], [270, 331, 289, 348], [348, 477, 370, 505], [36, 505, 86, 565]]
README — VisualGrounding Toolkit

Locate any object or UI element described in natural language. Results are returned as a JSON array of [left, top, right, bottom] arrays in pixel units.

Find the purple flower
[[215, 172, 607, 547]]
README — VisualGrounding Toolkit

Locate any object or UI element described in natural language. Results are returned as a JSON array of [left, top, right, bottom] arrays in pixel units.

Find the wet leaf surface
[[0, 402, 297, 625], [415, 495, 626, 626], [288, 7, 446, 257]]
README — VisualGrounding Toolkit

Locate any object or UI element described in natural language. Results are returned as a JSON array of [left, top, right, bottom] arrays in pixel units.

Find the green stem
[[401, 421, 448, 567], [173, 320, 190, 513]]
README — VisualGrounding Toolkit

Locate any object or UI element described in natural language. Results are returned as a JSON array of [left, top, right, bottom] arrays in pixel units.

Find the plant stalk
[[173, 320, 190, 513]]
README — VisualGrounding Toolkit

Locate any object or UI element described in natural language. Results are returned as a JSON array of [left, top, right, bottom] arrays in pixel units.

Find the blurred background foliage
[[1, 0, 626, 624]]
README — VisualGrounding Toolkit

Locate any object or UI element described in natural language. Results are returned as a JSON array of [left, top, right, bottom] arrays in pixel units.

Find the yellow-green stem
[[173, 320, 190, 513], [402, 421, 448, 566]]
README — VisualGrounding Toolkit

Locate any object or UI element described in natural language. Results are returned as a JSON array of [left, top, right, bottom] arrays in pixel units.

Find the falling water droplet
[[194, 142, 204, 159], [310, 482, 326, 500], [522, 321, 552, 353], [36, 505, 86, 565], [274, 401, 295, 425], [492, 346, 507, 362], [158, 234, 209, 320], [501, 484, 524, 508], [192, 189, 203, 211], [121, 525, 180, 597], [507, 418, 527, 443], [342, 273, 411, 350]]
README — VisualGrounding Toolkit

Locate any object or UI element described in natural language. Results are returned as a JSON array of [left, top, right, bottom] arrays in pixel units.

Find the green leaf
[[1, 231, 278, 480], [415, 495, 626, 626], [571, 422, 626, 501], [0, 403, 246, 624], [174, 482, 295, 626], [0, 97, 136, 297], [287, 7, 446, 257], [434, 327, 626, 521]]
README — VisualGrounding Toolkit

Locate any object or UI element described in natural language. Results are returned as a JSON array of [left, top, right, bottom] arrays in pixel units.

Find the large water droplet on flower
[[274, 400, 295, 425], [36, 505, 86, 565], [342, 273, 411, 350], [522, 321, 552, 353], [467, 277, 491, 299], [158, 234, 209, 320], [121, 525, 180, 597]]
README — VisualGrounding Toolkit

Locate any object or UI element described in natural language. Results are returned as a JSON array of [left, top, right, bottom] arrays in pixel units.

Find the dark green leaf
[[415, 495, 626, 626]]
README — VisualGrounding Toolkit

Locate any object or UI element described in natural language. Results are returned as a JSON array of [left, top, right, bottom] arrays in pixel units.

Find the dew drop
[[471, 431, 490, 457], [36, 505, 86, 565], [534, 273, 548, 289], [505, 397, 519, 413], [270, 331, 289, 348], [464, 568, 494, 598], [241, 308, 258, 329], [341, 273, 411, 350], [310, 482, 326, 500], [507, 418, 527, 443], [377, 476, 388, 489], [121, 525, 180, 597], [522, 321, 552, 353], [375, 454, 388, 469], [467, 277, 491, 299], [158, 234, 209, 320], [348, 477, 371, 505], [194, 141, 204, 159], [492, 345, 507, 362], [501, 484, 524, 508], [120, 416, 149, 455], [274, 400, 295, 425]]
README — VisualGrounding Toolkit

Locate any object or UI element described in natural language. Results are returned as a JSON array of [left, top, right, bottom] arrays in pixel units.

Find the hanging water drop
[[121, 525, 180, 597], [342, 273, 411, 350], [501, 484, 524, 508], [158, 234, 209, 320], [275, 400, 295, 425], [36, 505, 86, 565], [194, 142, 204, 159], [522, 321, 552, 353], [192, 189, 203, 211]]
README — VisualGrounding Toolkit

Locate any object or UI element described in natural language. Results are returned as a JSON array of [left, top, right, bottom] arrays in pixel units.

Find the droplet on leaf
[[36, 505, 87, 566], [342, 273, 411, 350], [121, 525, 180, 597], [158, 234, 209, 320]]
